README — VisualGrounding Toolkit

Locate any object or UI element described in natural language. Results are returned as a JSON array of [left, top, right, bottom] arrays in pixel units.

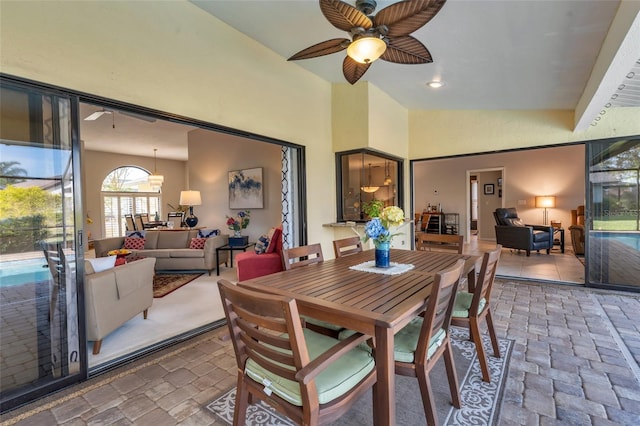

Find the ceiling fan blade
[[84, 110, 111, 121], [381, 36, 432, 64], [343, 55, 371, 85], [374, 0, 447, 37], [288, 38, 350, 61], [320, 0, 372, 32]]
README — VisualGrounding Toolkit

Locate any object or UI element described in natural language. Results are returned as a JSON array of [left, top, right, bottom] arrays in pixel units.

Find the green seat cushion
[[245, 328, 374, 406], [452, 292, 486, 318], [302, 315, 343, 331], [393, 317, 446, 363], [339, 319, 446, 364]]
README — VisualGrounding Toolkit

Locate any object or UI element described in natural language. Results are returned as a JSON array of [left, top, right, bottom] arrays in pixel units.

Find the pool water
[[0, 257, 51, 287], [592, 232, 640, 250]]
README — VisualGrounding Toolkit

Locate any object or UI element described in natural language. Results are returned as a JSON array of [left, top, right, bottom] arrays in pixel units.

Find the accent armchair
[[493, 207, 553, 256], [569, 205, 585, 255]]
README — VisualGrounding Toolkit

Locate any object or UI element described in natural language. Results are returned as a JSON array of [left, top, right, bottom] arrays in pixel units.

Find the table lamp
[[180, 190, 202, 228]]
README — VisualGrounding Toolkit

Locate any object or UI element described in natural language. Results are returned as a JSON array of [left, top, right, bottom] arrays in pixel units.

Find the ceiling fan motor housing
[[356, 0, 377, 15]]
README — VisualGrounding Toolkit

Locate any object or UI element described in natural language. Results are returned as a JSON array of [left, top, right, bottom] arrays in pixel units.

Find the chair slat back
[[416, 233, 464, 254], [124, 214, 136, 231], [471, 245, 501, 316], [415, 259, 465, 362], [420, 213, 432, 232], [134, 214, 145, 230], [332, 236, 363, 258], [282, 243, 324, 270], [218, 280, 310, 383]]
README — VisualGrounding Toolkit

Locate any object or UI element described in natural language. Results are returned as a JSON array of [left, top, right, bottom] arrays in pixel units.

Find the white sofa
[[84, 257, 155, 354]]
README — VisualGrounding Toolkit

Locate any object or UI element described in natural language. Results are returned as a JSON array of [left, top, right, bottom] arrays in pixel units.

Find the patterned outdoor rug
[[152, 273, 202, 298], [206, 326, 514, 425]]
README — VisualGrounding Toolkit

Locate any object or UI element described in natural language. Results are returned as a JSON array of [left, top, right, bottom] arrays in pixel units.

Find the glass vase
[[374, 241, 391, 268], [233, 229, 242, 237]]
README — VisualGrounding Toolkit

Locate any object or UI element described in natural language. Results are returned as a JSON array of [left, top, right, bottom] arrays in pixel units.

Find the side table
[[216, 242, 255, 276], [553, 228, 565, 253]]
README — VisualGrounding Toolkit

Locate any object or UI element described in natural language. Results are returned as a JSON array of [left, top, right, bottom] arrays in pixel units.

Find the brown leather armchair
[[569, 205, 585, 255], [494, 207, 553, 256]]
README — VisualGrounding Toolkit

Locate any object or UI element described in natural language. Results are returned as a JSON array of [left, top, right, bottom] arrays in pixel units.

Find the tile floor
[[2, 278, 639, 425]]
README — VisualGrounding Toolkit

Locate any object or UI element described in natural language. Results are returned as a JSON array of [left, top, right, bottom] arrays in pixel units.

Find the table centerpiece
[[363, 205, 405, 268]]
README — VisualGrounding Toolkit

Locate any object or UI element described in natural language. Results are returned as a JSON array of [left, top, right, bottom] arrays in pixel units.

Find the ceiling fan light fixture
[[347, 36, 386, 64]]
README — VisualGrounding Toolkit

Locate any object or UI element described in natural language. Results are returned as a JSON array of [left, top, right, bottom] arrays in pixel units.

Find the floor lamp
[[180, 190, 202, 228], [535, 195, 556, 225]]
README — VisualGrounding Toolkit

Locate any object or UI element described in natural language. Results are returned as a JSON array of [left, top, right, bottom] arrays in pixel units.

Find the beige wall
[[413, 144, 585, 243], [187, 129, 282, 242]]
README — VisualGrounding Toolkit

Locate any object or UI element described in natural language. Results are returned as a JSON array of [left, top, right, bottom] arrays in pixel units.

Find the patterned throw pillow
[[189, 238, 207, 250], [197, 228, 220, 238], [254, 234, 270, 254], [124, 237, 146, 250], [125, 230, 146, 238]]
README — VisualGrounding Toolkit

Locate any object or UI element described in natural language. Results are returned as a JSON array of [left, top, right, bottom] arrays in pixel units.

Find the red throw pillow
[[266, 226, 282, 254], [124, 237, 146, 250], [189, 237, 207, 250]]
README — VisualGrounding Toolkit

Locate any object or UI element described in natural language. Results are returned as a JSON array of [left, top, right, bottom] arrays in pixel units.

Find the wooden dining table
[[238, 248, 481, 426]]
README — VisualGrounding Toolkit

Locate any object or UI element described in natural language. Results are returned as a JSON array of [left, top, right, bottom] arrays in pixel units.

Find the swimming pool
[[591, 232, 640, 250], [0, 257, 51, 287]]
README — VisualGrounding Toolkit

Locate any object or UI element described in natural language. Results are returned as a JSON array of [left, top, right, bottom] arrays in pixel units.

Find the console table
[[216, 242, 255, 275]]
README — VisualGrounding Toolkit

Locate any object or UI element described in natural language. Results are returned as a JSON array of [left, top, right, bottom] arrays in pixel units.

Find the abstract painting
[[228, 167, 263, 209]]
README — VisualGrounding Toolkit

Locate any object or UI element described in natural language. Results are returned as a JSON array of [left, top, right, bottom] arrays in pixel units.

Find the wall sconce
[[180, 190, 202, 228], [535, 195, 556, 225]]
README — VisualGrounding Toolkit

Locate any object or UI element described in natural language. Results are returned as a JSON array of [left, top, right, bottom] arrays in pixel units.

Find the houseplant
[[363, 205, 405, 268], [226, 210, 250, 237]]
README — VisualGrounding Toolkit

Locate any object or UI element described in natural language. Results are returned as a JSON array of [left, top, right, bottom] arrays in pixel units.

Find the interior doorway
[[466, 167, 504, 241]]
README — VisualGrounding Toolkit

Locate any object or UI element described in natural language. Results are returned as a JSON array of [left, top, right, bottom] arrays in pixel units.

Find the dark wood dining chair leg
[[416, 368, 438, 426], [470, 316, 491, 382], [486, 310, 501, 358], [234, 375, 249, 426], [443, 341, 462, 408]]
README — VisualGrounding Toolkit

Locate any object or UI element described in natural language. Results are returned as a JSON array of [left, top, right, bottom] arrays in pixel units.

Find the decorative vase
[[234, 229, 242, 238], [374, 241, 391, 268]]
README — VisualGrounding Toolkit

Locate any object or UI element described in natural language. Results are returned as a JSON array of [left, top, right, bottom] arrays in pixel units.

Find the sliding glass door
[[587, 138, 640, 291], [0, 80, 84, 410]]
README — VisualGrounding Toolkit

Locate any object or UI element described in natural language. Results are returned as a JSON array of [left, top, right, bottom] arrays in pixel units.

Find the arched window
[[101, 166, 161, 237]]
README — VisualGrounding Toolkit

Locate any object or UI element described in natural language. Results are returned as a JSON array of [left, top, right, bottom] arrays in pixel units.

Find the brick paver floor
[[1, 279, 639, 425]]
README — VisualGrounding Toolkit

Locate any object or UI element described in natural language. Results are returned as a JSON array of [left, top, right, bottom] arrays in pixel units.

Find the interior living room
[[1, 0, 640, 422]]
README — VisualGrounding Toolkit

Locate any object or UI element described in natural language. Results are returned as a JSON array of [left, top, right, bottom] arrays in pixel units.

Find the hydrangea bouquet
[[363, 205, 405, 247], [226, 210, 250, 236]]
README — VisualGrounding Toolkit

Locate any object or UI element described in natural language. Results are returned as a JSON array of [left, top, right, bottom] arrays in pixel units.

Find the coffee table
[[216, 242, 255, 275]]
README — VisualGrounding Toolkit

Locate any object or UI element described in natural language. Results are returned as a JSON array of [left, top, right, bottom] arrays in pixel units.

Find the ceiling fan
[[288, 0, 447, 84], [83, 108, 156, 123]]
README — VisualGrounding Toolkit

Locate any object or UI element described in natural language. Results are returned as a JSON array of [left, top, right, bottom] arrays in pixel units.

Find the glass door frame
[[0, 75, 88, 412]]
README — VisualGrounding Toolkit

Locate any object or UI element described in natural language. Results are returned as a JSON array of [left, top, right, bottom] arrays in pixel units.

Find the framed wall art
[[484, 183, 495, 195], [228, 167, 264, 209]]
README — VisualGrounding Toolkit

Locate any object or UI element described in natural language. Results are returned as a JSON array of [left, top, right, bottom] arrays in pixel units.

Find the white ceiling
[[81, 1, 640, 159]]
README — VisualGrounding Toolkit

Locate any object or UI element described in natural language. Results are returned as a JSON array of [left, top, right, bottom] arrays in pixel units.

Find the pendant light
[[147, 148, 164, 191], [383, 161, 392, 185], [361, 163, 379, 193]]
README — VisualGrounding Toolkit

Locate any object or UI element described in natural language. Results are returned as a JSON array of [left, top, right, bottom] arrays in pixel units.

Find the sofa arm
[[84, 257, 155, 343], [203, 234, 229, 269], [93, 237, 125, 257]]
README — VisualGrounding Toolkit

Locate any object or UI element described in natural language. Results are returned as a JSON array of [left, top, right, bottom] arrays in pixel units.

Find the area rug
[[206, 326, 514, 426], [152, 273, 202, 298]]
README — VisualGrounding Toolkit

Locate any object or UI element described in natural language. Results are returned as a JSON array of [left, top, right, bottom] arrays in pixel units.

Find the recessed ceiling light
[[427, 81, 445, 88]]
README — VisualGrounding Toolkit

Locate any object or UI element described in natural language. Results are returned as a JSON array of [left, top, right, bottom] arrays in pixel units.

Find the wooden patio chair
[[124, 214, 136, 231], [332, 236, 363, 258], [217, 280, 377, 426], [134, 214, 145, 231], [282, 243, 324, 270], [393, 259, 466, 425], [451, 245, 502, 382], [416, 233, 464, 254]]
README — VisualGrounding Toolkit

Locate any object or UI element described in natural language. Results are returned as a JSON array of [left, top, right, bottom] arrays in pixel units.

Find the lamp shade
[[180, 190, 202, 206], [535, 196, 556, 208], [347, 37, 387, 64]]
